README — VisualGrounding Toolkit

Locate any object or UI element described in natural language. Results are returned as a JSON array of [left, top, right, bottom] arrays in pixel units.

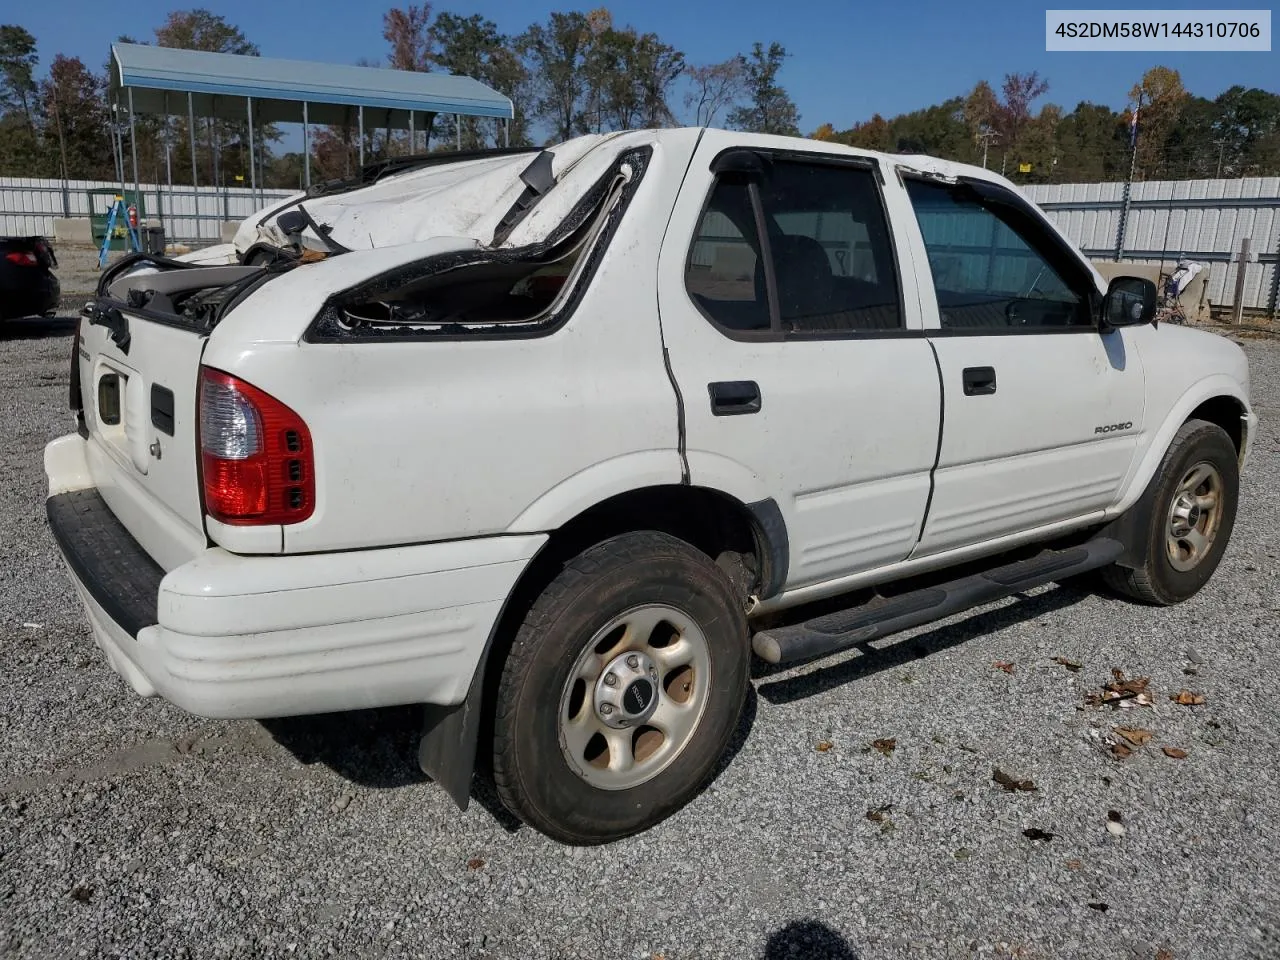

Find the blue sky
[[15, 0, 1278, 133]]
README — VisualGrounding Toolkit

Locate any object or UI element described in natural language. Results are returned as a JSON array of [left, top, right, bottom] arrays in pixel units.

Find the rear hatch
[[74, 260, 264, 570]]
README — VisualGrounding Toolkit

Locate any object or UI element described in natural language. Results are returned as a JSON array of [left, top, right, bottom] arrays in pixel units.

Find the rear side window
[[685, 159, 902, 336]]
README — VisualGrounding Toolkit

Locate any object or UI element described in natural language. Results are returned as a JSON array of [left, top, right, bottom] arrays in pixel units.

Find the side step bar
[[752, 537, 1124, 666]]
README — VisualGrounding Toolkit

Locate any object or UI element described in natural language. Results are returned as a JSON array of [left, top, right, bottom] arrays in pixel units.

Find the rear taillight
[[5, 251, 37, 266], [198, 367, 314, 525]]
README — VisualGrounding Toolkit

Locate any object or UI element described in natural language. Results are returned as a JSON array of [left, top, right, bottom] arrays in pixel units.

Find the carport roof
[[109, 42, 515, 128]]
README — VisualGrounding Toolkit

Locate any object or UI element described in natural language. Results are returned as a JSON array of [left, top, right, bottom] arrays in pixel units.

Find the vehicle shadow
[[763, 920, 860, 959], [257, 580, 1084, 832], [259, 705, 429, 790], [1, 315, 77, 339], [753, 581, 1090, 705], [258, 682, 761, 836]]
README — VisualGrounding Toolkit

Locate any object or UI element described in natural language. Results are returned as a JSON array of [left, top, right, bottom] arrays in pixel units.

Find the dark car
[[0, 236, 60, 322]]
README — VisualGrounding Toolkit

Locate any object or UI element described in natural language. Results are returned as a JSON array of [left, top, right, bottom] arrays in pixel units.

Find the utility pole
[[1115, 89, 1143, 262], [976, 128, 999, 169]]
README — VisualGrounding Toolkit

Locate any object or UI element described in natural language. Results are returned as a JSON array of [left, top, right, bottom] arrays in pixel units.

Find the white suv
[[46, 128, 1256, 844]]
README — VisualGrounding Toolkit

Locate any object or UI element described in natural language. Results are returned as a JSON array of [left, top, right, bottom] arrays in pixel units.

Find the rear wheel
[[492, 531, 750, 844], [1103, 419, 1238, 605]]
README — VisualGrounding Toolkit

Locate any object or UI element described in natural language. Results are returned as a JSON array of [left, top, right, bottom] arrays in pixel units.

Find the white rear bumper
[[46, 434, 544, 719]]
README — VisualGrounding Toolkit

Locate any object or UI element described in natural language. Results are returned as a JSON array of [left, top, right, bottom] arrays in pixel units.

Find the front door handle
[[709, 380, 761, 416], [962, 366, 997, 396]]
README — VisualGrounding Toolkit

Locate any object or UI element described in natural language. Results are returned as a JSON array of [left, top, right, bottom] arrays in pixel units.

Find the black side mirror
[[1102, 276, 1157, 329]]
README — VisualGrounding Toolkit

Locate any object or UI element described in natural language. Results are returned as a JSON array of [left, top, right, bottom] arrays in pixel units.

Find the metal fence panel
[[4, 172, 1278, 314], [1025, 176, 1280, 314], [0, 176, 296, 244]]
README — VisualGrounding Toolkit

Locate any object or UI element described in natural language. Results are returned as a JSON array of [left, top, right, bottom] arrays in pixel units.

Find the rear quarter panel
[[204, 133, 700, 553]]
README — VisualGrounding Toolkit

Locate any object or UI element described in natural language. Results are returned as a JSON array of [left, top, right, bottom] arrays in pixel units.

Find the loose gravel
[[1, 301, 1277, 959]]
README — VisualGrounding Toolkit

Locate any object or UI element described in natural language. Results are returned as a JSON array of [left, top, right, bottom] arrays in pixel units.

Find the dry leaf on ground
[[866, 803, 893, 823], [994, 661, 1015, 674], [1065, 859, 1082, 870], [1171, 690, 1205, 706], [992, 768, 1037, 792], [1162, 746, 1188, 759], [1114, 727, 1153, 746], [815, 740, 833, 752], [1052, 656, 1083, 672], [1110, 743, 1132, 759], [1023, 827, 1056, 841], [1085, 671, 1152, 708], [466, 857, 485, 871], [871, 738, 897, 756]]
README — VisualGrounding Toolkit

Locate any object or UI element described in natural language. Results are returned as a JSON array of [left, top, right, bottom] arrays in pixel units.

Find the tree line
[[0, 7, 798, 188], [815, 66, 1280, 183], [1, 9, 1277, 191]]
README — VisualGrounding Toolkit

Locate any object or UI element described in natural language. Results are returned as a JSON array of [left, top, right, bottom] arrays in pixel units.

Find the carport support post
[[504, 118, 510, 148], [128, 88, 141, 215], [456, 115, 461, 150], [187, 92, 198, 188], [302, 101, 311, 189], [247, 97, 257, 201], [358, 106, 364, 167], [1232, 238, 1251, 326], [409, 111, 414, 155]]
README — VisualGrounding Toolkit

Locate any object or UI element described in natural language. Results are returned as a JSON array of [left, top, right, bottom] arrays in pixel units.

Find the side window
[[905, 179, 1092, 330], [686, 179, 768, 332], [684, 158, 903, 335]]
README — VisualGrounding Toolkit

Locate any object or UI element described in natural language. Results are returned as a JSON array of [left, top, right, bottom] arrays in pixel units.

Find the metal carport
[[107, 42, 515, 201]]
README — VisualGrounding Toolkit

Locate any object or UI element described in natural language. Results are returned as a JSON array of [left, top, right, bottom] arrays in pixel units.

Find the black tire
[[1102, 419, 1239, 605], [492, 531, 750, 845]]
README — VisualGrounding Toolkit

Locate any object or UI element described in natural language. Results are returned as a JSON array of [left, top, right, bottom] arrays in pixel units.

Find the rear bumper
[[45, 435, 544, 719], [0, 273, 59, 318]]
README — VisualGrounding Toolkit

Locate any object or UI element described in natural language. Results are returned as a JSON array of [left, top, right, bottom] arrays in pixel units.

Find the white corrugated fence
[[0, 176, 296, 245], [3, 172, 1277, 314]]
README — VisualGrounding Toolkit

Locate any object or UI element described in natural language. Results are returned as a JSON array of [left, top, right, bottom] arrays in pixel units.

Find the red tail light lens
[[5, 251, 38, 266], [198, 367, 314, 525]]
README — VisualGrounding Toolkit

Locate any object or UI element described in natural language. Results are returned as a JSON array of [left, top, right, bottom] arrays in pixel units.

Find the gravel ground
[[0, 306, 1277, 959]]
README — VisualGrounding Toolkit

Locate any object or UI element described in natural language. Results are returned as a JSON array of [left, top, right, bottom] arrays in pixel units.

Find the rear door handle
[[708, 380, 761, 416], [962, 366, 997, 396]]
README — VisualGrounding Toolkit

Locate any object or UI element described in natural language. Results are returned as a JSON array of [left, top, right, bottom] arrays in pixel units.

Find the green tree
[[1054, 102, 1126, 181], [518, 11, 592, 142], [843, 113, 894, 151], [0, 25, 38, 134], [432, 12, 530, 148], [38, 55, 113, 179], [0, 24, 39, 172], [726, 42, 799, 135], [156, 10, 268, 186]]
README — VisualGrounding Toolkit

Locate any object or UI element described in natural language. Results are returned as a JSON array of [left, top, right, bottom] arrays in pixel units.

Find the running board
[[752, 537, 1124, 666]]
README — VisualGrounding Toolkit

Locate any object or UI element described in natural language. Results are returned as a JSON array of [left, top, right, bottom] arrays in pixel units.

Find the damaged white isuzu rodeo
[[46, 128, 1256, 844]]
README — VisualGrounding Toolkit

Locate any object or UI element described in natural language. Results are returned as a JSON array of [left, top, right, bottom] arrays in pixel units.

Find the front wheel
[[492, 531, 750, 844], [1103, 418, 1239, 605]]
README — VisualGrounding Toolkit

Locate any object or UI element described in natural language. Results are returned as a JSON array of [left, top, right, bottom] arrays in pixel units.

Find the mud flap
[[417, 646, 489, 810]]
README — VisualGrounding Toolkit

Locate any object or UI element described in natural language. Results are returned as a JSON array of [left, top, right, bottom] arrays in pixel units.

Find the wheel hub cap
[[594, 651, 660, 728], [557, 603, 713, 791], [1165, 459, 1224, 572]]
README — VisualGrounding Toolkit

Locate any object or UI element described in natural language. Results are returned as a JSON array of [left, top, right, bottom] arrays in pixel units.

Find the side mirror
[[1102, 276, 1157, 329]]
